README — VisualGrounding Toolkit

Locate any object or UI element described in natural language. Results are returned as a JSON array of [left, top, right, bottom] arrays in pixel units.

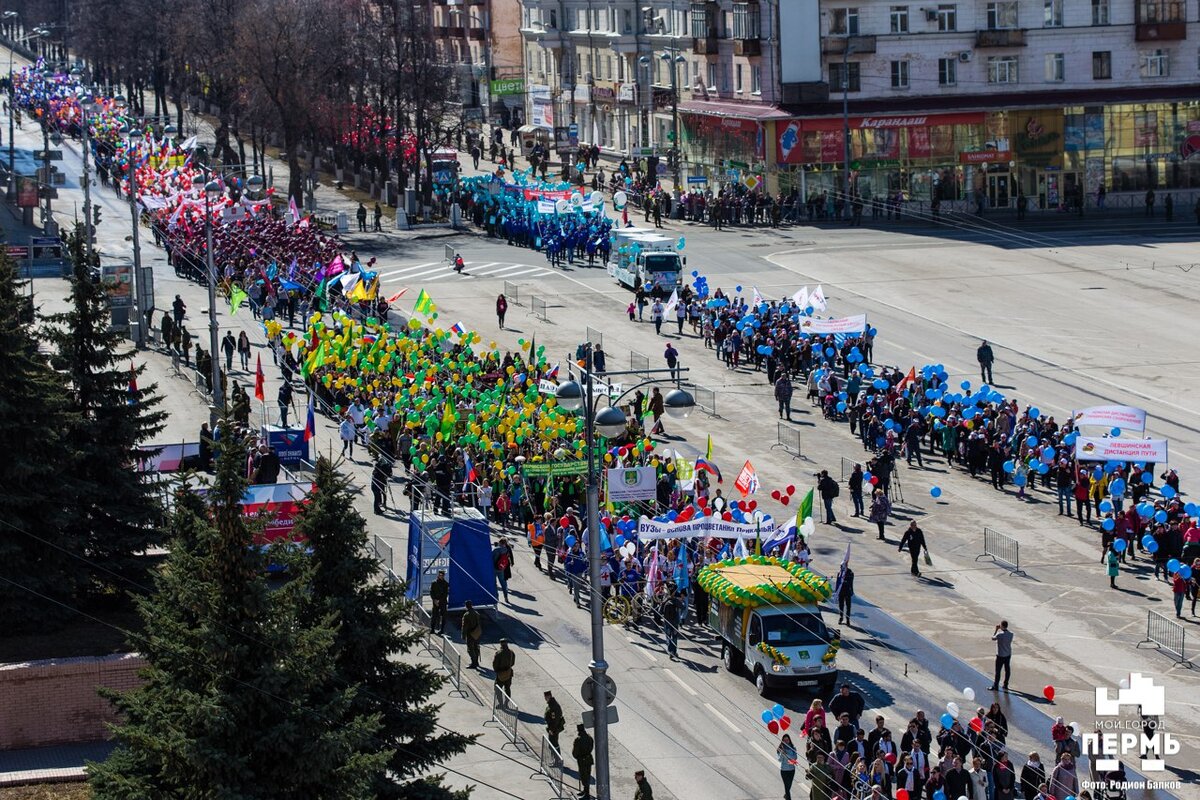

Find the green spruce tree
[[293, 456, 472, 798], [90, 429, 387, 798], [0, 252, 84, 630], [45, 257, 168, 586]]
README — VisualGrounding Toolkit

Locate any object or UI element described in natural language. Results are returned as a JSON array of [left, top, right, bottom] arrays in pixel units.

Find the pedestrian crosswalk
[[375, 259, 561, 285]]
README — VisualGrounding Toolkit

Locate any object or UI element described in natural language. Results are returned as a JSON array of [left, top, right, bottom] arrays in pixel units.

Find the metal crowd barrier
[[537, 735, 568, 799], [585, 326, 604, 348], [503, 280, 521, 306], [689, 383, 718, 417], [530, 295, 549, 322], [491, 684, 521, 748], [629, 351, 649, 377], [1138, 610, 1190, 664], [438, 636, 468, 697], [975, 527, 1026, 576], [771, 421, 802, 458], [372, 534, 395, 576]]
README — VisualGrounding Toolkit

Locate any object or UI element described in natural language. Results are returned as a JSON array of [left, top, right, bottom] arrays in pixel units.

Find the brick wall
[[0, 654, 146, 750]]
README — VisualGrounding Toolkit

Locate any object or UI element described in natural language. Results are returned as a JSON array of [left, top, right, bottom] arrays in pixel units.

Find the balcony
[[821, 35, 876, 55], [693, 34, 720, 54], [467, 27, 485, 40], [734, 37, 761, 56], [1136, 20, 1186, 40], [975, 28, 1027, 46]]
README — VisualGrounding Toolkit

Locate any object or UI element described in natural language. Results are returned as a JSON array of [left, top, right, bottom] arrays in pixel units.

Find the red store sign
[[777, 112, 985, 164]]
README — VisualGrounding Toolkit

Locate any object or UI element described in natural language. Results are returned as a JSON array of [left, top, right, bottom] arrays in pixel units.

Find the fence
[[438, 636, 468, 697], [975, 527, 1026, 576], [688, 383, 719, 418], [530, 295, 549, 322], [629, 350, 650, 377], [537, 735, 568, 799], [491, 684, 521, 748], [1138, 610, 1190, 664], [503, 280, 521, 306], [771, 422, 802, 458], [372, 534, 394, 577], [585, 326, 604, 348]]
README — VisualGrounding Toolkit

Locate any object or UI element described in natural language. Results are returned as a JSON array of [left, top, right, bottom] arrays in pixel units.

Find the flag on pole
[[833, 544, 852, 596], [254, 354, 265, 402], [663, 288, 680, 317], [229, 284, 248, 315], [705, 434, 714, 462], [733, 535, 748, 558], [386, 288, 409, 304], [695, 457, 723, 483], [734, 460, 759, 496], [792, 286, 809, 310], [752, 286, 764, 306], [795, 487, 815, 529], [128, 362, 138, 404], [450, 322, 466, 338], [810, 284, 828, 311], [413, 288, 435, 316], [303, 400, 316, 442], [289, 195, 301, 225], [898, 366, 917, 390]]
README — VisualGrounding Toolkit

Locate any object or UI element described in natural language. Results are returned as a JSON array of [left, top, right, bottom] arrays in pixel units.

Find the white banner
[[637, 515, 776, 541], [1072, 405, 1147, 432], [798, 314, 867, 335], [607, 467, 657, 501], [1075, 436, 1168, 463]]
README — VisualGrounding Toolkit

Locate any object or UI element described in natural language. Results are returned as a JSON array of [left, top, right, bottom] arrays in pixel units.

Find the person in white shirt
[[339, 416, 356, 457], [476, 481, 493, 519]]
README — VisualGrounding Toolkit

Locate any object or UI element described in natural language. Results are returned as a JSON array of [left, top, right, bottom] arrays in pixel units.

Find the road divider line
[[750, 741, 777, 764], [379, 262, 438, 277], [627, 637, 658, 662], [703, 702, 741, 733], [662, 667, 698, 696], [487, 265, 540, 277]]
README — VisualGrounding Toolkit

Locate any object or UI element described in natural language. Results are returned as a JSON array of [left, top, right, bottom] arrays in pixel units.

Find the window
[[1092, 0, 1110, 23], [548, 9, 557, 29], [1043, 0, 1063, 26], [937, 4, 957, 31], [1137, 0, 1185, 22], [736, 64, 744, 92], [1092, 50, 1112, 78], [829, 61, 861, 91], [938, 57, 958, 85], [624, 9, 633, 32], [1045, 52, 1065, 81], [890, 6, 910, 32], [986, 1, 1018, 29], [706, 62, 718, 89], [891, 60, 910, 87], [1141, 49, 1169, 76], [752, 64, 762, 93], [831, 7, 860, 34], [987, 55, 1019, 82], [690, 2, 709, 36], [733, 2, 762, 38]]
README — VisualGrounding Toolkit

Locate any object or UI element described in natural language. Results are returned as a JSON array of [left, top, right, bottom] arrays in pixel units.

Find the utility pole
[[841, 39, 858, 221]]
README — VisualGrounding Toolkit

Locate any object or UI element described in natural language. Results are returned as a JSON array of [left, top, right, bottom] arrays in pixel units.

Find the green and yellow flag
[[795, 487, 815, 529], [229, 284, 248, 315], [413, 288, 435, 316]]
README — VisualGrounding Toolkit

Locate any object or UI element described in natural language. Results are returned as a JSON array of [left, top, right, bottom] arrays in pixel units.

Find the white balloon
[[588, 190, 603, 205], [1068, 721, 1078, 734], [963, 687, 976, 701], [555, 199, 570, 214], [1118, 677, 1130, 690], [946, 702, 960, 717], [613, 190, 628, 208], [570, 192, 584, 206]]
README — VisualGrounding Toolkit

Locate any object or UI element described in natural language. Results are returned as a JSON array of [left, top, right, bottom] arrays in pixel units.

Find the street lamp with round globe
[[663, 388, 695, 419], [246, 175, 265, 198], [205, 180, 222, 202], [555, 380, 584, 412], [595, 406, 628, 438]]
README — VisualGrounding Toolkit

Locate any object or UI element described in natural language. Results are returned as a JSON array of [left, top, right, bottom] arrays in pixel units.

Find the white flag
[[179, 135, 198, 151], [733, 535, 748, 558], [810, 285, 828, 312], [752, 286, 765, 306], [663, 288, 680, 316], [793, 286, 809, 309]]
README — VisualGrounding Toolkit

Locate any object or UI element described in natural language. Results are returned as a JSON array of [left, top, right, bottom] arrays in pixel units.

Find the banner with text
[[1074, 437, 1168, 463], [637, 515, 776, 541], [606, 467, 657, 502], [1071, 405, 1147, 432], [799, 314, 868, 335]]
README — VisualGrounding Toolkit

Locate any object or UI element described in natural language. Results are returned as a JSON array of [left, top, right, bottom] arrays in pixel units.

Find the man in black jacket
[[944, 756, 973, 800], [848, 464, 865, 516], [899, 522, 927, 577], [828, 683, 865, 729], [818, 470, 839, 525], [977, 339, 995, 384]]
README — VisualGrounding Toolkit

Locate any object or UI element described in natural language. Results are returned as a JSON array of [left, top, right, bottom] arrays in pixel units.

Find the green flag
[[413, 288, 434, 316], [795, 487, 815, 528], [229, 285, 248, 315]]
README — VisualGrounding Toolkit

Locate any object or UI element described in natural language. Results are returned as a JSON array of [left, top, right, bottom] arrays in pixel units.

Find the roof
[[678, 100, 791, 122]]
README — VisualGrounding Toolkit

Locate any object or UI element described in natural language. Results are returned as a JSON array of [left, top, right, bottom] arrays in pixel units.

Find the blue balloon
[[837, 401, 847, 412], [1037, 462, 1050, 475], [940, 712, 954, 728], [762, 710, 774, 724], [1155, 510, 1168, 523], [960, 380, 971, 390], [930, 486, 942, 498], [1064, 432, 1079, 445], [735, 285, 743, 293], [1111, 427, 1122, 437], [614, 535, 626, 547], [1141, 472, 1154, 484], [1014, 474, 1028, 487], [1099, 500, 1114, 513], [883, 419, 895, 431], [1145, 538, 1159, 554], [1181, 565, 1194, 580], [1167, 558, 1181, 573], [676, 236, 686, 251], [691, 270, 699, 277], [1113, 538, 1127, 552], [1162, 485, 1177, 499], [863, 471, 872, 480], [1110, 478, 1126, 495], [565, 535, 577, 547], [773, 703, 786, 719], [1029, 407, 1040, 419], [667, 510, 678, 521], [1102, 518, 1115, 531], [1185, 502, 1198, 516], [1138, 502, 1154, 519], [1003, 460, 1015, 474], [1026, 435, 1039, 447], [930, 406, 947, 419], [934, 791, 947, 800]]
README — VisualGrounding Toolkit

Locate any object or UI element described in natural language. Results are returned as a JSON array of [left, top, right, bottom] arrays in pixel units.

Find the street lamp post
[[840, 39, 859, 221], [120, 125, 146, 346], [555, 353, 694, 800], [75, 90, 95, 264], [39, 108, 62, 234], [191, 147, 224, 424], [660, 51, 685, 193]]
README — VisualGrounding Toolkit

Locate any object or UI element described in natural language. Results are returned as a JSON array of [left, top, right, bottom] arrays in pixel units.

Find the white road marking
[[703, 702, 742, 733], [380, 262, 438, 278], [662, 667, 698, 696], [488, 264, 541, 277], [471, 262, 501, 271], [497, 267, 547, 278], [750, 741, 778, 764], [627, 637, 658, 662]]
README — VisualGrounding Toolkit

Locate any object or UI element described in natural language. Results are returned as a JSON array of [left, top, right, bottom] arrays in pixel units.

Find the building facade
[[427, 0, 526, 129], [778, 0, 1200, 208]]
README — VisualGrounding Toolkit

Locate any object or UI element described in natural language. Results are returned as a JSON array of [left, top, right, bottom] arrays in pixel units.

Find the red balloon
[[768, 720, 780, 735], [698, 496, 708, 507], [722, 512, 733, 521], [787, 485, 796, 495], [869, 476, 879, 485], [969, 717, 984, 732], [780, 715, 792, 731], [897, 791, 910, 800], [706, 507, 715, 516], [1043, 685, 1055, 702], [780, 495, 790, 505], [747, 500, 757, 511], [884, 753, 897, 766], [771, 490, 782, 500]]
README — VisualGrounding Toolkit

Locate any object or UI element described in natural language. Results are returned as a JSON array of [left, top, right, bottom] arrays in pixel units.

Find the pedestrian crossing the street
[[375, 259, 561, 285]]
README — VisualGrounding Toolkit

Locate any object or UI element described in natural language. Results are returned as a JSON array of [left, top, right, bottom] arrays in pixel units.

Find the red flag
[[128, 362, 138, 402], [254, 354, 265, 402], [386, 288, 409, 304], [898, 366, 917, 390]]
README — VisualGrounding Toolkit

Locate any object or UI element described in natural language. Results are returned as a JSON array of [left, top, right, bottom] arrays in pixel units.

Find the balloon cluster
[[760, 703, 792, 736], [770, 484, 797, 506], [689, 270, 710, 299]]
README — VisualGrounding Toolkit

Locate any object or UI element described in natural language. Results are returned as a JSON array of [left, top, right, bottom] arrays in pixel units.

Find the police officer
[[461, 600, 482, 668], [573, 723, 595, 799], [429, 570, 449, 634], [543, 690, 565, 749], [492, 638, 516, 697]]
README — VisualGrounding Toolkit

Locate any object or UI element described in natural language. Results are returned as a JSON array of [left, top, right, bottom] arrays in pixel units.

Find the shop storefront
[[774, 101, 1200, 210], [678, 101, 785, 188]]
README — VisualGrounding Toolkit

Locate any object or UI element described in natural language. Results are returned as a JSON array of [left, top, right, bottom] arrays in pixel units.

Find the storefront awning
[[678, 100, 790, 123]]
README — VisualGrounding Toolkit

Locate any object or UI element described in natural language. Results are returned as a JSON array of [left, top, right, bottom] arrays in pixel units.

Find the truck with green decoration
[[698, 556, 840, 696]]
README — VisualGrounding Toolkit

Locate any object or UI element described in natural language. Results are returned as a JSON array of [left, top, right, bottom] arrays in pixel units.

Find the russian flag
[[462, 451, 477, 490], [695, 457, 723, 483], [450, 322, 466, 337], [546, 362, 559, 380], [303, 401, 316, 442]]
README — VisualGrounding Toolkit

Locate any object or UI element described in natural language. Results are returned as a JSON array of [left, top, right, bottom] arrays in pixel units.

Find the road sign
[[580, 674, 617, 708], [38, 187, 59, 199], [31, 236, 61, 246], [581, 705, 619, 728], [743, 175, 761, 191], [6, 245, 29, 259], [687, 175, 708, 184], [33, 150, 63, 161]]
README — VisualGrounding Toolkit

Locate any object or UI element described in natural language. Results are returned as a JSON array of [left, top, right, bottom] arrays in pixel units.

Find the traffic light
[[92, 204, 101, 224]]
